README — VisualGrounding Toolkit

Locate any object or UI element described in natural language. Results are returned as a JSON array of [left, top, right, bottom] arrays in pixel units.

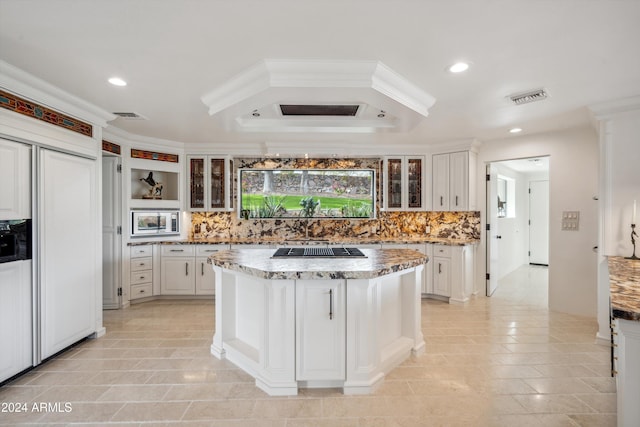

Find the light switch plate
[[562, 211, 580, 231]]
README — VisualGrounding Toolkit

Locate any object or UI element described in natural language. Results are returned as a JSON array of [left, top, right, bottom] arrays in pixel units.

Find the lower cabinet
[[296, 279, 345, 381], [425, 243, 475, 303], [160, 245, 226, 296], [0, 260, 32, 383], [433, 254, 451, 297], [130, 245, 153, 300]]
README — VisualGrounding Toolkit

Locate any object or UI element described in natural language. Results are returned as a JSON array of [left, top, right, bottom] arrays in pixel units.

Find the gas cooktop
[[272, 247, 366, 258]]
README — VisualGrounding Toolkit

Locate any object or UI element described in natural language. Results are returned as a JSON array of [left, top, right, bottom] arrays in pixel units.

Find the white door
[[0, 260, 32, 382], [529, 180, 549, 265], [102, 156, 122, 309], [296, 279, 345, 381], [40, 149, 97, 359], [0, 139, 31, 220], [486, 164, 500, 296], [161, 258, 195, 294], [195, 257, 215, 295]]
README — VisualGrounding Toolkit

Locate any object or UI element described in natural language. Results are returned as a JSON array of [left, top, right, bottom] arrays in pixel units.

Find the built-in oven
[[130, 210, 180, 238], [0, 219, 32, 263]]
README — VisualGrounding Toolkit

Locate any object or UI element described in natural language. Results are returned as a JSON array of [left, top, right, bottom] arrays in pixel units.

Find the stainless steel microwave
[[130, 210, 180, 237]]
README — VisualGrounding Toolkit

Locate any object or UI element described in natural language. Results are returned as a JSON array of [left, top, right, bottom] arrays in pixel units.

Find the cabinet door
[[449, 151, 469, 211], [433, 257, 451, 297], [40, 150, 97, 359], [195, 256, 215, 295], [296, 280, 345, 381], [385, 158, 403, 209], [0, 260, 32, 382], [161, 258, 195, 294], [210, 158, 226, 209], [0, 139, 30, 220], [189, 157, 206, 210], [432, 154, 449, 211], [407, 157, 423, 209]]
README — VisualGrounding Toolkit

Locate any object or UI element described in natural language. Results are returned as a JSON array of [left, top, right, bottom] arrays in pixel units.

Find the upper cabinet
[[0, 139, 31, 220], [382, 156, 425, 211], [187, 156, 233, 212], [432, 151, 477, 211]]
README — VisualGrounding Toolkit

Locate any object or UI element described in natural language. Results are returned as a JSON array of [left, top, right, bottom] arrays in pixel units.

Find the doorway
[[486, 156, 549, 297]]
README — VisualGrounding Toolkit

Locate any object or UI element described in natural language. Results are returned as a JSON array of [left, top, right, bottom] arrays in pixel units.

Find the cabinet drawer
[[433, 245, 451, 257], [196, 245, 228, 256], [130, 283, 152, 300], [131, 245, 152, 258], [131, 257, 152, 271], [161, 245, 196, 257], [130, 270, 152, 285]]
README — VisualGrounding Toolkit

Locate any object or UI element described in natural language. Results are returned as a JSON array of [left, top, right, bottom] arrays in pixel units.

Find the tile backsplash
[[190, 210, 480, 241]]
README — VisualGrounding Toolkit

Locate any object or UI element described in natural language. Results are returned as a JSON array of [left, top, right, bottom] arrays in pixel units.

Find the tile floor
[[0, 265, 615, 426]]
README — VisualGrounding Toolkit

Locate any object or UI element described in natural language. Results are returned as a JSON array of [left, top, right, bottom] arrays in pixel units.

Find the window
[[239, 169, 376, 219]]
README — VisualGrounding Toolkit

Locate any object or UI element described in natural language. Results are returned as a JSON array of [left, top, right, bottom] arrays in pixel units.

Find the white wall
[[591, 98, 640, 343], [477, 127, 599, 318]]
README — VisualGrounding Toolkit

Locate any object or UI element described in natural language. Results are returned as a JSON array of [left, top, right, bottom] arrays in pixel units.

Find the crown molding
[[589, 95, 640, 120]]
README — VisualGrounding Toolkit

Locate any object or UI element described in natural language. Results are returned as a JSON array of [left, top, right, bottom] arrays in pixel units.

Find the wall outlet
[[562, 211, 580, 231]]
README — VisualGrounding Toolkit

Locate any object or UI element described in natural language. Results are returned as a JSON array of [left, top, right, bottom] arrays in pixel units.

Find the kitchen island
[[608, 256, 640, 427], [209, 247, 427, 396]]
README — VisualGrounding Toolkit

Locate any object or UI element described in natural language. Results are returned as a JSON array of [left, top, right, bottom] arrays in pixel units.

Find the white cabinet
[[187, 156, 233, 212], [160, 245, 226, 295], [0, 139, 31, 220], [0, 260, 32, 382], [39, 149, 97, 359], [382, 156, 425, 211], [130, 245, 153, 300], [296, 279, 345, 381], [613, 318, 640, 427], [432, 151, 476, 211], [161, 245, 196, 295], [425, 244, 475, 303], [432, 248, 451, 297]]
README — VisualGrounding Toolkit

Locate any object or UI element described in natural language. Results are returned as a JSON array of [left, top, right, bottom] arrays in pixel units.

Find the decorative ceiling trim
[[131, 148, 179, 163], [0, 89, 93, 137], [102, 140, 121, 155], [200, 59, 436, 134]]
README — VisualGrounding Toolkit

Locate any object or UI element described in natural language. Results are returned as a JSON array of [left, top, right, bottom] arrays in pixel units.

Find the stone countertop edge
[[207, 248, 428, 280], [128, 237, 480, 247], [608, 256, 640, 322]]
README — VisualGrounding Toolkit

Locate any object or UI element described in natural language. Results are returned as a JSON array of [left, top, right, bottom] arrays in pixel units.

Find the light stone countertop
[[608, 256, 640, 321], [130, 236, 479, 246], [208, 248, 428, 280]]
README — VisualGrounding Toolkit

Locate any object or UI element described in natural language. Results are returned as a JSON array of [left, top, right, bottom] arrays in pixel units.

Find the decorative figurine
[[140, 171, 163, 199]]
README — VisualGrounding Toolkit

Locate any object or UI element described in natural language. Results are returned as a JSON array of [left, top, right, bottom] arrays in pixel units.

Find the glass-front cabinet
[[382, 156, 425, 211], [187, 156, 233, 211]]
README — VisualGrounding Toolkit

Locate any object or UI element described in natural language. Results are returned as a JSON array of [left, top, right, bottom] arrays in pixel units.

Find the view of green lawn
[[241, 194, 372, 217]]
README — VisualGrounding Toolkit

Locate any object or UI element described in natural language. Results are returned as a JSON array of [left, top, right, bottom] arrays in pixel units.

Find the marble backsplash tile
[[190, 211, 480, 241]]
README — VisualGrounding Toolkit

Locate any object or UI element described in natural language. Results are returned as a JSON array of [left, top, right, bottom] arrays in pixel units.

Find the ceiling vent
[[279, 105, 359, 117], [112, 112, 147, 120], [509, 89, 548, 106]]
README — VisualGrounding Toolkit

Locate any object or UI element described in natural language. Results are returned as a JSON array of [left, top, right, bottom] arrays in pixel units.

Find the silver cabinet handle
[[170, 249, 184, 252], [201, 262, 204, 276], [455, 195, 459, 206], [438, 263, 442, 274], [329, 289, 333, 320], [440, 196, 443, 206], [185, 262, 189, 276]]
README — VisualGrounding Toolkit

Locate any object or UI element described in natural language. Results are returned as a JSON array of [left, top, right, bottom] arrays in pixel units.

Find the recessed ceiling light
[[108, 77, 127, 87], [509, 127, 523, 134], [448, 62, 470, 73]]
